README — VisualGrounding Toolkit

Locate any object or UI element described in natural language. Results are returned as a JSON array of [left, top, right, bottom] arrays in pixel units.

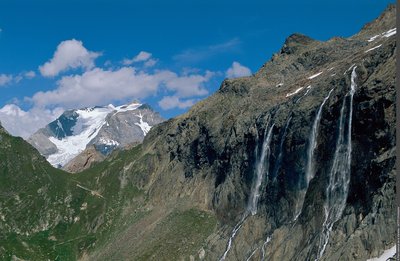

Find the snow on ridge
[[111, 102, 142, 116], [366, 245, 396, 261], [48, 107, 111, 167], [368, 28, 396, 42], [47, 102, 143, 167], [99, 137, 119, 146], [365, 44, 382, 53], [286, 87, 304, 97], [383, 28, 396, 38], [308, 72, 323, 80], [368, 34, 380, 42], [115, 102, 142, 113], [134, 113, 152, 135]]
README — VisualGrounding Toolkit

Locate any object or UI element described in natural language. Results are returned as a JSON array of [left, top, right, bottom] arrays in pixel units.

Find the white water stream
[[317, 67, 357, 260], [220, 124, 275, 260], [293, 89, 334, 220]]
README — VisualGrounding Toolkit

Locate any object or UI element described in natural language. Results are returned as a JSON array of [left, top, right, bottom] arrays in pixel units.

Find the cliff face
[[134, 4, 396, 260], [0, 5, 396, 261]]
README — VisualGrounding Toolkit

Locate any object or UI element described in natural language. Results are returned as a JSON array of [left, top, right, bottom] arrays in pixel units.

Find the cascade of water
[[293, 89, 335, 220], [248, 124, 275, 215], [260, 236, 272, 261], [220, 123, 275, 260], [316, 67, 357, 260], [305, 89, 334, 185], [219, 217, 246, 261]]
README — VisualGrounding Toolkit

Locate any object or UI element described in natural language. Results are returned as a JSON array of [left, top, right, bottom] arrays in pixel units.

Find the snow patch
[[56, 120, 64, 133], [286, 87, 304, 97], [113, 102, 141, 115], [134, 113, 152, 135], [99, 137, 119, 146], [383, 28, 396, 38], [365, 44, 382, 53], [366, 245, 396, 261], [308, 72, 323, 80], [368, 28, 396, 42], [47, 102, 142, 167], [276, 83, 283, 87], [368, 34, 381, 42]]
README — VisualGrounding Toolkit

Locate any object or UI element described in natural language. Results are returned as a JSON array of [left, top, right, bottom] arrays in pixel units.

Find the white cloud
[[226, 61, 252, 78], [39, 39, 101, 77], [133, 51, 152, 62], [32, 67, 159, 108], [163, 70, 213, 98], [24, 71, 36, 79], [0, 71, 35, 86], [122, 51, 153, 65], [0, 40, 218, 136], [0, 74, 13, 86], [158, 96, 196, 110], [0, 104, 63, 138], [29, 67, 213, 109], [144, 58, 157, 67]]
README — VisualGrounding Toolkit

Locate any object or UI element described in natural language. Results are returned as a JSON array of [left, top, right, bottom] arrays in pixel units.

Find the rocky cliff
[[129, 4, 396, 260]]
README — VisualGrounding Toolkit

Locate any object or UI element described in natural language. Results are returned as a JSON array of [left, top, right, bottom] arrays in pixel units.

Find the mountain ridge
[[28, 102, 164, 170]]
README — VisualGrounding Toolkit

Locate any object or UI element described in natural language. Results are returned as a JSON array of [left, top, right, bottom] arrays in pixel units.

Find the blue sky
[[0, 0, 394, 137]]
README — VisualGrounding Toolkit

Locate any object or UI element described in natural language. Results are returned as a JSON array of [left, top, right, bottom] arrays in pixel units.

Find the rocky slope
[[0, 4, 396, 261], [28, 102, 164, 171], [128, 4, 396, 260]]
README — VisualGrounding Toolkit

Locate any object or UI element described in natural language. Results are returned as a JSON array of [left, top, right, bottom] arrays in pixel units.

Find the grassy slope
[[0, 128, 217, 261]]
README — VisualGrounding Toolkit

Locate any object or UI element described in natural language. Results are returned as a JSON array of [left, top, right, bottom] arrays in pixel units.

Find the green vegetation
[[136, 209, 216, 261], [0, 128, 217, 260]]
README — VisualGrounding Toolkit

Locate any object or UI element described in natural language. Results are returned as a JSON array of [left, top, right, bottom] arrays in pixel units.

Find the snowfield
[[47, 103, 147, 167]]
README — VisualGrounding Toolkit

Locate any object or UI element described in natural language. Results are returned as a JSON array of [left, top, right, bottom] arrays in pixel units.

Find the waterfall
[[248, 124, 275, 215], [293, 89, 334, 220], [305, 89, 334, 185], [219, 218, 246, 261], [317, 67, 357, 260], [220, 124, 274, 260], [261, 236, 272, 261]]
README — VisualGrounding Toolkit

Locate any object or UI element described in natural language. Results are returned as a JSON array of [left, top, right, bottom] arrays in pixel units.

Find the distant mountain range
[[28, 102, 164, 170]]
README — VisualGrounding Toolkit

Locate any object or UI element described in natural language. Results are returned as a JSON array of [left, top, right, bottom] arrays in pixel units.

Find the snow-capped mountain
[[28, 102, 164, 168]]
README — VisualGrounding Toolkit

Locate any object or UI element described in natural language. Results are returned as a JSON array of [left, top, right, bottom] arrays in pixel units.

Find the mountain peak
[[280, 33, 317, 55], [28, 102, 164, 169], [138, 104, 154, 111]]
